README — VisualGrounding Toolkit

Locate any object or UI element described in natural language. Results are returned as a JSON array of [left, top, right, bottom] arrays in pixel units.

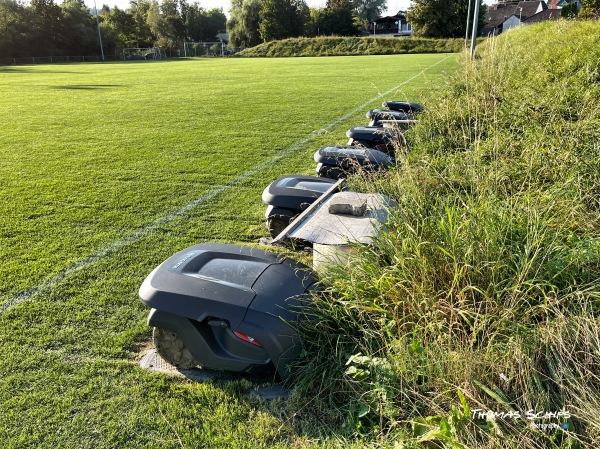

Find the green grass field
[[0, 54, 457, 448]]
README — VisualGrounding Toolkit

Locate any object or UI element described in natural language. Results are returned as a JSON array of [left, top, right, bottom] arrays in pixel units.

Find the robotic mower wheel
[[152, 327, 197, 369], [267, 215, 292, 238], [318, 166, 344, 180]]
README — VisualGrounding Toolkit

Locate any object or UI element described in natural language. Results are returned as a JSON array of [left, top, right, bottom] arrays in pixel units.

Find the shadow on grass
[[132, 333, 342, 441], [0, 66, 87, 74], [50, 84, 126, 90], [0, 58, 214, 73]]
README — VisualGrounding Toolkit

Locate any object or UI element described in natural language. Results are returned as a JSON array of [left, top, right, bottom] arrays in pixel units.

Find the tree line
[[0, 0, 388, 58], [0, 0, 228, 58], [0, 0, 502, 59], [227, 0, 384, 48]]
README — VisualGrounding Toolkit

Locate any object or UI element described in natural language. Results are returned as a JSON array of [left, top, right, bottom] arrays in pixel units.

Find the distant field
[[0, 55, 457, 447]]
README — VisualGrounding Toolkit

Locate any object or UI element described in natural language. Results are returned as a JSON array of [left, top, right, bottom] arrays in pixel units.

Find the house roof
[[485, 1, 547, 27], [519, 0, 547, 17], [485, 3, 519, 27], [370, 11, 407, 24], [523, 8, 562, 21]]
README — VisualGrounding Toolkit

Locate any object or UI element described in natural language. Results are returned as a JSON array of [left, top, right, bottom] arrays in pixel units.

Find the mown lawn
[[0, 54, 457, 448]]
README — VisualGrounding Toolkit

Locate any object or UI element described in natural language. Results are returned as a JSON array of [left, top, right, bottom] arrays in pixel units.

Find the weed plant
[[293, 20, 600, 448]]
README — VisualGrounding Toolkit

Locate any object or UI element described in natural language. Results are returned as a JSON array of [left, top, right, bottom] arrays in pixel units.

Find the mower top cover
[[346, 126, 399, 142], [382, 100, 424, 114], [314, 146, 394, 168], [139, 243, 316, 330], [261, 175, 338, 211], [366, 109, 414, 122]]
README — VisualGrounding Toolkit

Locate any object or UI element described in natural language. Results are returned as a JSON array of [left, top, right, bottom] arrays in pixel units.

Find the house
[[216, 33, 229, 43], [368, 11, 413, 37], [482, 1, 548, 35], [522, 8, 563, 23], [547, 0, 582, 10]]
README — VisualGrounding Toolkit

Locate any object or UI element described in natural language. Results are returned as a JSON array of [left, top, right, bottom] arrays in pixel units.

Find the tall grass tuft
[[292, 20, 600, 448]]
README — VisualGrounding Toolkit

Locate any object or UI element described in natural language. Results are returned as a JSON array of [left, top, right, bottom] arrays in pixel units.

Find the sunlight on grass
[[0, 54, 456, 448]]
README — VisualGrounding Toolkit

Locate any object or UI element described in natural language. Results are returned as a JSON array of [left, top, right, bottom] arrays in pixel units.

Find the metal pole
[[469, 0, 480, 58], [519, 7, 522, 24], [465, 0, 472, 48], [93, 0, 105, 61]]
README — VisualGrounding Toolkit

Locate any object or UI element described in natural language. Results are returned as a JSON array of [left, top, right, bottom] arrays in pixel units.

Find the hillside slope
[[295, 20, 600, 448]]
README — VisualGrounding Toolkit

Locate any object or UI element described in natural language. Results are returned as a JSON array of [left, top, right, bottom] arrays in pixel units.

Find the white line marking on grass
[[1, 54, 451, 315]]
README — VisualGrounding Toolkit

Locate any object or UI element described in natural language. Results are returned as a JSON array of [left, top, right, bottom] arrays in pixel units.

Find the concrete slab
[[287, 191, 394, 246]]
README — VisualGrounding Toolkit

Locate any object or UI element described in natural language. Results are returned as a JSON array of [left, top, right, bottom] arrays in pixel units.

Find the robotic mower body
[[382, 100, 424, 114], [366, 109, 414, 127], [139, 243, 317, 380], [346, 126, 400, 154], [314, 146, 394, 179], [261, 175, 343, 237]]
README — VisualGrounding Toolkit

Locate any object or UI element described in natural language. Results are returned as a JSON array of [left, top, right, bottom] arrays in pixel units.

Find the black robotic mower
[[382, 100, 424, 114], [366, 109, 415, 127], [261, 175, 344, 238], [346, 126, 401, 154], [139, 243, 317, 381], [314, 146, 394, 180]]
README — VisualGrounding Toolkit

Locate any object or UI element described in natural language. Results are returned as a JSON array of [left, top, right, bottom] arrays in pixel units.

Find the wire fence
[[0, 47, 235, 66], [0, 55, 120, 66]]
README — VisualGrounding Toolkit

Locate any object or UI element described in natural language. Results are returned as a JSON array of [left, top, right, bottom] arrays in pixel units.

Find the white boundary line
[[1, 54, 451, 315]]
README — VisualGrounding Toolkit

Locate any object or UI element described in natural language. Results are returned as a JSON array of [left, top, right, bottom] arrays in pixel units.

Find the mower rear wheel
[[267, 215, 291, 238], [318, 167, 343, 180], [152, 327, 197, 369]]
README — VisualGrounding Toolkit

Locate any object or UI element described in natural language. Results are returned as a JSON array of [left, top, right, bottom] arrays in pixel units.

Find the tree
[[145, 0, 186, 49], [578, 0, 599, 18], [309, 0, 358, 36], [227, 0, 244, 46], [259, 0, 308, 42], [227, 0, 261, 48], [353, 0, 386, 30], [240, 0, 261, 45], [0, 0, 29, 57], [198, 7, 226, 40], [560, 2, 578, 18], [406, 0, 486, 39], [60, 0, 98, 55], [100, 6, 137, 53], [129, 0, 154, 47], [29, 0, 64, 55], [145, 0, 167, 44], [185, 2, 204, 41]]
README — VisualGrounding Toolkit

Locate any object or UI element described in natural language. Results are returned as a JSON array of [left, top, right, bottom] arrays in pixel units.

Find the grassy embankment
[[294, 20, 600, 448], [237, 36, 464, 57]]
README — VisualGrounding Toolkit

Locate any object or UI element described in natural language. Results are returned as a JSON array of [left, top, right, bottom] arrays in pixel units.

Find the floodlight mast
[[465, 0, 472, 48], [93, 0, 105, 61], [470, 0, 481, 58]]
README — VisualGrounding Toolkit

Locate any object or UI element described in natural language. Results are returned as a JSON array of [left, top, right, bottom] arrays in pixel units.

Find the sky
[[84, 0, 413, 17]]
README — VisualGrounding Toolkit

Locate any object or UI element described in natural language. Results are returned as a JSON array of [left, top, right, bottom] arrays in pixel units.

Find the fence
[[0, 44, 235, 66], [184, 42, 231, 57], [0, 55, 120, 66]]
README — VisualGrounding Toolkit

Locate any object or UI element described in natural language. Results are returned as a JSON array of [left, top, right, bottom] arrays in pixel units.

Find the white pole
[[470, 0, 480, 58], [93, 0, 105, 61], [465, 0, 472, 48]]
